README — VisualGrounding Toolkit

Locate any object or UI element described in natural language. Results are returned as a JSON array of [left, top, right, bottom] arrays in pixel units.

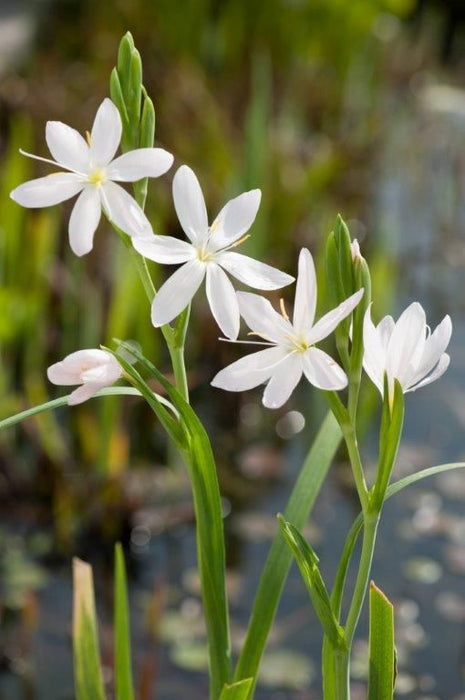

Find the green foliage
[[368, 582, 395, 699], [114, 544, 134, 700], [219, 678, 254, 699], [278, 516, 344, 649], [73, 558, 105, 700], [234, 412, 341, 693]]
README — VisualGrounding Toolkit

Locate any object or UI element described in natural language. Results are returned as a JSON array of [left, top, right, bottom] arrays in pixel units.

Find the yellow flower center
[[88, 168, 106, 185]]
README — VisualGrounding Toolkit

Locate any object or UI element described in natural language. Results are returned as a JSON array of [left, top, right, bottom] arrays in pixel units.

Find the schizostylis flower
[[47, 349, 122, 405], [211, 248, 364, 408], [363, 303, 452, 398], [10, 99, 173, 256], [132, 165, 294, 339]]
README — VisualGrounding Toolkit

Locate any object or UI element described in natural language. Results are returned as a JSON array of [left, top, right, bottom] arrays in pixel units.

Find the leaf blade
[[368, 582, 395, 700]]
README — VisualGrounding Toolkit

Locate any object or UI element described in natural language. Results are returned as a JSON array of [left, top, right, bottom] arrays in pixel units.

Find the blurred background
[[1, 0, 465, 697]]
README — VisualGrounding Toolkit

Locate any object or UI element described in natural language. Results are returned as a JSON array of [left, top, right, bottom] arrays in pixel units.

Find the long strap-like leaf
[[234, 411, 341, 693]]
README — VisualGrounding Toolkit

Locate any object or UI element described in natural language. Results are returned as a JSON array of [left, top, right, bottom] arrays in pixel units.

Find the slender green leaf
[[234, 412, 341, 692], [73, 558, 105, 700], [219, 678, 254, 699], [116, 342, 231, 698], [387, 462, 465, 499], [368, 582, 395, 700], [278, 516, 344, 648], [0, 387, 142, 431], [334, 214, 354, 298], [114, 544, 134, 700]]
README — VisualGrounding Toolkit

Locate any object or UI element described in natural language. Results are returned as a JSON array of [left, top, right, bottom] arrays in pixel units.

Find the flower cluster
[[10, 97, 453, 406]]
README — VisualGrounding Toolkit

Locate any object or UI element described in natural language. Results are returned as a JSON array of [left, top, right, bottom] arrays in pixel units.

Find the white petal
[[408, 353, 450, 392], [293, 248, 317, 333], [101, 181, 152, 237], [68, 187, 101, 256], [386, 302, 426, 386], [10, 173, 83, 207], [81, 360, 122, 384], [377, 316, 395, 348], [218, 252, 294, 290], [68, 383, 106, 405], [107, 148, 174, 181], [237, 291, 294, 344], [362, 307, 387, 394], [262, 354, 303, 409], [302, 347, 348, 391], [408, 315, 452, 388], [209, 189, 261, 248], [47, 349, 111, 385], [211, 347, 286, 392], [172, 165, 209, 244], [151, 260, 206, 326], [307, 289, 364, 344], [206, 264, 240, 339], [90, 99, 122, 166], [133, 235, 194, 264], [45, 121, 90, 173]]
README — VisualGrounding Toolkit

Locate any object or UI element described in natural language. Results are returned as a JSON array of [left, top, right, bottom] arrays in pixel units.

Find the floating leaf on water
[[258, 650, 314, 689], [237, 443, 284, 479], [437, 471, 465, 500], [275, 410, 305, 439], [159, 610, 206, 645], [403, 557, 442, 584], [395, 598, 420, 623], [170, 641, 209, 673], [445, 545, 465, 575], [435, 591, 465, 621]]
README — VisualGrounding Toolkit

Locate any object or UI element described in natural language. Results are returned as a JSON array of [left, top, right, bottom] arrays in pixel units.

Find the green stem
[[341, 423, 368, 513], [334, 649, 350, 700], [344, 512, 379, 647]]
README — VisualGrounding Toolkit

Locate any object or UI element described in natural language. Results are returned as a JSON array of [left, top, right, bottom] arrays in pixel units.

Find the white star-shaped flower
[[363, 303, 452, 398], [47, 349, 122, 405], [10, 98, 173, 256], [211, 248, 364, 408], [133, 165, 294, 339]]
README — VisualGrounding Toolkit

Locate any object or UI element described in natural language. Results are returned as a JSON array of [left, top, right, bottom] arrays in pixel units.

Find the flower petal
[[151, 259, 206, 327], [101, 181, 153, 237], [206, 264, 240, 339], [408, 353, 450, 392], [10, 173, 83, 207], [237, 291, 294, 344], [302, 347, 348, 391], [209, 189, 261, 249], [90, 99, 122, 166], [68, 187, 101, 256], [133, 235, 194, 264], [386, 302, 426, 386], [107, 148, 174, 181], [45, 121, 90, 173], [307, 289, 364, 344], [362, 306, 387, 394], [262, 354, 303, 409], [68, 383, 107, 405], [408, 315, 452, 389], [47, 349, 111, 385], [172, 165, 208, 244], [212, 346, 286, 392], [293, 248, 317, 333], [218, 251, 294, 290]]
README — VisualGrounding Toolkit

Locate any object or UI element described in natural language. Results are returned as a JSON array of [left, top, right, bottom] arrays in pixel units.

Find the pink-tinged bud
[[47, 349, 122, 405], [351, 239, 362, 262]]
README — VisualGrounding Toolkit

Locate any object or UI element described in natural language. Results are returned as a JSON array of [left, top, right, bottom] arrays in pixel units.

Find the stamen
[[19, 149, 86, 177], [85, 130, 92, 146], [248, 331, 272, 341], [280, 298, 290, 322], [230, 233, 250, 248]]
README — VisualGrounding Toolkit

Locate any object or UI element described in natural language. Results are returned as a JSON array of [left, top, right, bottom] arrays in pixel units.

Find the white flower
[[47, 349, 122, 405], [363, 303, 452, 398], [10, 98, 173, 256], [211, 248, 364, 408], [133, 165, 294, 339], [350, 239, 362, 261]]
